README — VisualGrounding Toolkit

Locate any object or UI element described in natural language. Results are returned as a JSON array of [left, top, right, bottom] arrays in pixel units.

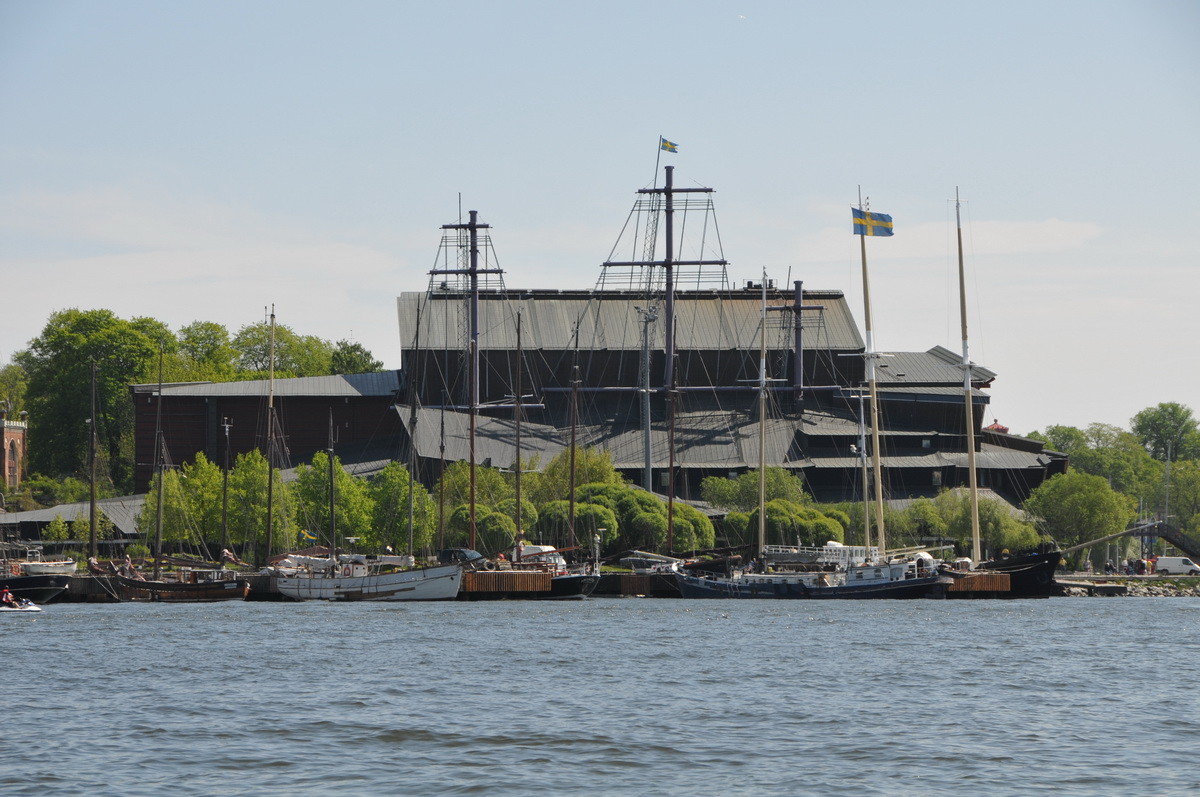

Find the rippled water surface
[[3, 598, 1198, 796]]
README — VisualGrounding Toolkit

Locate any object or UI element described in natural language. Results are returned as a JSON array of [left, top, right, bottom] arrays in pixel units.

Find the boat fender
[[342, 564, 353, 577], [484, 560, 497, 571]]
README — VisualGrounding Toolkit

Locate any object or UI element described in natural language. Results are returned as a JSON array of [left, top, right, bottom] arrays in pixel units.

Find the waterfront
[[3, 598, 1198, 796]]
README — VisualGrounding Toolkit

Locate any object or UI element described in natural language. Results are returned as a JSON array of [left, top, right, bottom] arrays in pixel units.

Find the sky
[[2, 0, 1198, 437]]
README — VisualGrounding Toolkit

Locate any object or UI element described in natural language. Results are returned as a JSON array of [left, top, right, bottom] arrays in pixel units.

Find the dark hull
[[547, 572, 600, 599], [976, 550, 1061, 598], [113, 573, 250, 601], [676, 573, 948, 600], [0, 573, 71, 603]]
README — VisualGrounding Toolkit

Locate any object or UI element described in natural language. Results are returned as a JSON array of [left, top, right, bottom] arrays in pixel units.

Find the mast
[[637, 306, 657, 492], [857, 392, 871, 548], [857, 193, 888, 556], [757, 274, 768, 558], [152, 344, 165, 581], [514, 310, 523, 556], [956, 188, 982, 564], [220, 416, 231, 553], [327, 410, 336, 558], [88, 360, 98, 560], [432, 210, 498, 553], [568, 361, 579, 551], [263, 305, 277, 567]]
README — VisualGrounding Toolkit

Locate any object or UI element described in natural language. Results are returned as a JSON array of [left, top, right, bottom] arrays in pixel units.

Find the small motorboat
[[0, 599, 43, 613]]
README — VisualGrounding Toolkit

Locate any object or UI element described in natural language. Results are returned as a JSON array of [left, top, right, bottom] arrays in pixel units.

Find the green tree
[[0, 361, 28, 415], [174, 321, 238, 381], [226, 448, 295, 558], [1028, 424, 1088, 455], [1131, 402, 1200, 461], [331, 340, 384, 374], [434, 460, 513, 513], [700, 467, 810, 512], [1069, 423, 1161, 500], [528, 447, 625, 507], [369, 461, 436, 555], [293, 451, 376, 548], [42, 514, 71, 542], [1024, 471, 1137, 549], [16, 309, 166, 490], [233, 321, 334, 377]]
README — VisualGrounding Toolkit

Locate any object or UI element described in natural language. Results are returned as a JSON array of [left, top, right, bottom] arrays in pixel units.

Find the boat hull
[[548, 572, 600, 599], [113, 573, 250, 601], [23, 561, 79, 575], [0, 574, 71, 603], [274, 564, 462, 601], [976, 550, 1062, 597], [676, 572, 949, 600]]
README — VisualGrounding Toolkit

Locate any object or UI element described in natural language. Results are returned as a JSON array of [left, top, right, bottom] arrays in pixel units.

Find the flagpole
[[858, 188, 887, 557], [653, 135, 663, 188]]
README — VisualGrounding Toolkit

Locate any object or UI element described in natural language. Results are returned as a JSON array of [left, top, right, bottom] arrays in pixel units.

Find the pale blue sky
[[2, 0, 1197, 436]]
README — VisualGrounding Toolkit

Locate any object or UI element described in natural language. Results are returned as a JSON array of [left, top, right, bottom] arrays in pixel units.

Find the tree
[[331, 340, 384, 374], [434, 460, 513, 513], [527, 447, 625, 507], [369, 462, 436, 555], [1131, 403, 1200, 461], [700, 467, 810, 512], [293, 451, 376, 548], [0, 361, 28, 415], [15, 309, 166, 490], [1069, 423, 1161, 500], [175, 321, 237, 381], [233, 321, 333, 377], [1028, 425, 1088, 455], [1024, 471, 1137, 549]]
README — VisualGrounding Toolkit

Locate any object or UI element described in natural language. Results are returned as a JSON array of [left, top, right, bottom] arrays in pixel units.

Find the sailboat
[[676, 263, 950, 599], [944, 190, 1061, 597], [271, 415, 462, 602], [111, 348, 251, 601]]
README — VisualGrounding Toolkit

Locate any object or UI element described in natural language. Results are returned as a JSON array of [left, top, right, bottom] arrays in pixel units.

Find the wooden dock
[[458, 569, 553, 599], [945, 571, 1011, 597]]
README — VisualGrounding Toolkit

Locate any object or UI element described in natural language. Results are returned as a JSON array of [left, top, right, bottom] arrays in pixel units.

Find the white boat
[[21, 549, 78, 575], [272, 555, 461, 601], [0, 599, 42, 613]]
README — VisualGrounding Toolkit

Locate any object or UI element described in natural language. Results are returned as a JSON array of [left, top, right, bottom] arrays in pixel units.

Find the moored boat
[[271, 555, 462, 601], [0, 573, 71, 604], [110, 568, 251, 601], [677, 543, 948, 599]]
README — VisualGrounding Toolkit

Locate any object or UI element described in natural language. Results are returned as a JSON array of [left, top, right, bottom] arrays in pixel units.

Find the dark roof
[[399, 405, 566, 470], [398, 288, 865, 353], [132, 371, 401, 398], [0, 495, 145, 536], [874, 346, 996, 386]]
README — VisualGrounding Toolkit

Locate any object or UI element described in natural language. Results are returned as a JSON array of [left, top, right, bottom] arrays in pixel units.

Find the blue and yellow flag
[[660, 137, 678, 153], [299, 528, 317, 542], [852, 207, 893, 236]]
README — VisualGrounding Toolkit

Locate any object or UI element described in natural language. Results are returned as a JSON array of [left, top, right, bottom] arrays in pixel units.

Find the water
[[3, 598, 1198, 796]]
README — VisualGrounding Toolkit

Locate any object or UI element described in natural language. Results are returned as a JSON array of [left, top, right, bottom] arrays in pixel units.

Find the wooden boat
[[111, 568, 250, 601], [272, 558, 462, 601]]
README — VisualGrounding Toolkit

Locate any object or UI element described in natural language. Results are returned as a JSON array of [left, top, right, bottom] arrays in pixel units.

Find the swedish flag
[[660, 137, 678, 153], [300, 528, 317, 542], [852, 207, 894, 237]]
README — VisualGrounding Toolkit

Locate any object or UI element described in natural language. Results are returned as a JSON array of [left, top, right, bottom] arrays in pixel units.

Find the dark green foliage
[[331, 340, 385, 374]]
